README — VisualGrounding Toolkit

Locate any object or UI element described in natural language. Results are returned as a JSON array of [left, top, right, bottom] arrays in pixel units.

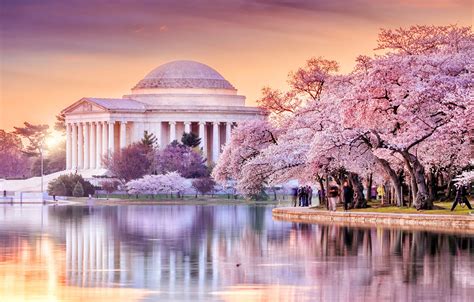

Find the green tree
[[54, 114, 66, 133], [31, 141, 66, 176], [181, 132, 201, 148], [141, 131, 157, 149], [0, 130, 30, 178], [13, 122, 50, 157], [72, 182, 84, 197], [48, 173, 95, 196], [51, 181, 67, 196]]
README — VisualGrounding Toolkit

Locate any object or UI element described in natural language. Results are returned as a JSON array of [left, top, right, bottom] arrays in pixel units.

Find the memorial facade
[[62, 60, 265, 171]]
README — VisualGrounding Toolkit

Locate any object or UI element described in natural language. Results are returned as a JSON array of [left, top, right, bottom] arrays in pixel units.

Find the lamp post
[[40, 142, 44, 203]]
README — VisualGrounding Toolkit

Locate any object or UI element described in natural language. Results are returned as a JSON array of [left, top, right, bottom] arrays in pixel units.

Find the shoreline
[[0, 198, 279, 206], [272, 207, 474, 234]]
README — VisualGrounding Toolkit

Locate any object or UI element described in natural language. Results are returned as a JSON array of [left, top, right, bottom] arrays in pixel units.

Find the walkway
[[272, 207, 474, 234]]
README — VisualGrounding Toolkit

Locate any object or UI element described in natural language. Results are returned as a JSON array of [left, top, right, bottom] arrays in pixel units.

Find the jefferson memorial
[[61, 60, 265, 171]]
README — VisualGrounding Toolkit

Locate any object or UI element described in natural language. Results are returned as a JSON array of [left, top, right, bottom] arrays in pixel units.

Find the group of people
[[291, 185, 313, 207], [293, 181, 356, 211], [329, 181, 358, 211], [291, 180, 473, 212]]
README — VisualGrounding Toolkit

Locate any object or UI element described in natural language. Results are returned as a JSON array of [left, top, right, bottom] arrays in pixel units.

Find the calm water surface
[[0, 204, 473, 302]]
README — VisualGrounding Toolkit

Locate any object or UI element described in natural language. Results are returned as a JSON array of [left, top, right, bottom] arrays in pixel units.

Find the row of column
[[66, 120, 234, 170], [66, 121, 115, 171]]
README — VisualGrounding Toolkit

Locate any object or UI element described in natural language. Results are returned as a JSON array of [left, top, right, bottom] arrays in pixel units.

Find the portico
[[62, 60, 265, 171]]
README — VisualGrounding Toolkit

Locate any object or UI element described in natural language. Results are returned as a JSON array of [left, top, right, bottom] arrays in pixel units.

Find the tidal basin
[[0, 204, 473, 302]]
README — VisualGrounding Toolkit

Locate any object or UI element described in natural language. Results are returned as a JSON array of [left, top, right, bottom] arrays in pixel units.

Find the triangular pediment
[[62, 98, 109, 115]]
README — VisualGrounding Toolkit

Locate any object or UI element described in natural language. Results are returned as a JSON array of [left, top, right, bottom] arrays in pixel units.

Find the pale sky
[[1, 0, 472, 130]]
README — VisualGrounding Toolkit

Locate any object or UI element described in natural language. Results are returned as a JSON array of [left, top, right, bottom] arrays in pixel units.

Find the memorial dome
[[132, 60, 235, 90]]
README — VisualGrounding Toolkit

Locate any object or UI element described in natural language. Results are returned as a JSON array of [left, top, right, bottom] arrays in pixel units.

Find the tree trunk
[[444, 173, 455, 200], [401, 151, 433, 210], [349, 173, 366, 208], [366, 173, 373, 203], [375, 157, 403, 206], [409, 176, 417, 205], [325, 173, 330, 209], [427, 170, 437, 201], [316, 174, 326, 207]]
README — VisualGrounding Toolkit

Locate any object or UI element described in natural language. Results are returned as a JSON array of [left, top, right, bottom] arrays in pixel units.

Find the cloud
[[0, 0, 386, 54]]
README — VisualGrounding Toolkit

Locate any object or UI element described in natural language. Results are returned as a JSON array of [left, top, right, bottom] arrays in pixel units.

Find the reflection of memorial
[[0, 234, 146, 301], [62, 205, 282, 294]]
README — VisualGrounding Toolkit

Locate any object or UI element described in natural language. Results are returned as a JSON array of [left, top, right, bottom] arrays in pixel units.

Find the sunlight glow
[[45, 131, 64, 150]]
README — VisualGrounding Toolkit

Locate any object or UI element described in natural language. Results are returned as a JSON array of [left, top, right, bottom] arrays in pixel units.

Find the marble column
[[108, 121, 115, 155], [212, 121, 220, 163], [101, 122, 109, 157], [101, 122, 107, 159], [184, 121, 191, 133], [156, 121, 162, 148], [96, 122, 102, 168], [226, 122, 232, 144], [89, 122, 96, 169], [120, 121, 127, 149], [66, 123, 72, 170], [72, 123, 78, 170], [169, 121, 176, 142], [78, 123, 84, 169], [133, 122, 144, 142], [199, 121, 206, 158], [83, 122, 89, 169]]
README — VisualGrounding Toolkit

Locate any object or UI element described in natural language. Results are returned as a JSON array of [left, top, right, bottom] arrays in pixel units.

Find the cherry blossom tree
[[125, 172, 190, 198], [212, 119, 279, 195], [454, 169, 474, 186], [100, 179, 120, 199], [340, 25, 473, 209], [192, 177, 216, 196], [156, 142, 208, 178], [215, 25, 472, 210], [104, 143, 155, 182]]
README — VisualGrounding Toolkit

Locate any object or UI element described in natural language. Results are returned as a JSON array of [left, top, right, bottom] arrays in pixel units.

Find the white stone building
[[61, 60, 265, 172]]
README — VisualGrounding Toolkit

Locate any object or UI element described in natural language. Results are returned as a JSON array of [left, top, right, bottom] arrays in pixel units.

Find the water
[[0, 204, 473, 301]]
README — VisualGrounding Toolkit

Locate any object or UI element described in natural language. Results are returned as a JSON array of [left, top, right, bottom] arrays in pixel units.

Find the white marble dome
[[133, 60, 235, 90]]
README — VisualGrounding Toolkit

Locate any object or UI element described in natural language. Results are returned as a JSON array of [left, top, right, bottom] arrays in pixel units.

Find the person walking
[[377, 185, 385, 204], [303, 186, 309, 207], [291, 187, 298, 207], [342, 181, 354, 211], [328, 185, 339, 211], [451, 184, 472, 211], [307, 186, 313, 206], [297, 186, 303, 207], [300, 186, 307, 207]]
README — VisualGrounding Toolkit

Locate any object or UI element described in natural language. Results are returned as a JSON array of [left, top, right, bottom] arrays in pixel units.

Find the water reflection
[[0, 205, 473, 301]]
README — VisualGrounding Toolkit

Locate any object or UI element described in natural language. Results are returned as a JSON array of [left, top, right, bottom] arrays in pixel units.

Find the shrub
[[51, 181, 67, 196], [72, 182, 84, 197], [156, 143, 208, 178], [192, 177, 216, 196], [104, 143, 155, 182], [48, 173, 94, 197], [101, 179, 120, 199]]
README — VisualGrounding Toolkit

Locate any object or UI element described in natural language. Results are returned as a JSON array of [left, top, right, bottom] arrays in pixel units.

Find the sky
[[0, 0, 472, 131]]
